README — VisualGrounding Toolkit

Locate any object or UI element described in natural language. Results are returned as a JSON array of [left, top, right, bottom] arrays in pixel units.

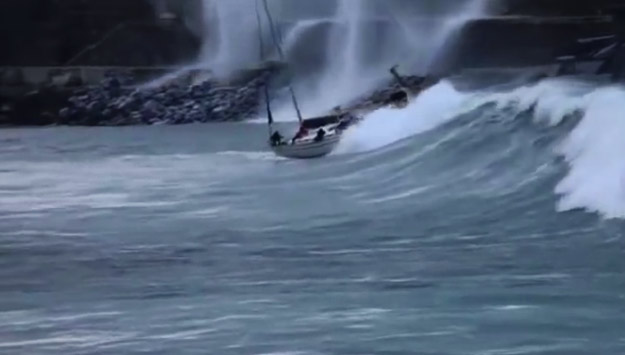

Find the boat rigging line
[[259, 0, 304, 124]]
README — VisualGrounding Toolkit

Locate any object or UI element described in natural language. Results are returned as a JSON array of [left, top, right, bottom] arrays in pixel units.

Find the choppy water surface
[[1, 77, 625, 354]]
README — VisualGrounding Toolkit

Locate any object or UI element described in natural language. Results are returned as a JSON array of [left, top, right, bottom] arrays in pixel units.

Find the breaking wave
[[478, 77, 625, 219], [335, 76, 625, 219], [3, 76, 625, 354], [336, 80, 472, 153]]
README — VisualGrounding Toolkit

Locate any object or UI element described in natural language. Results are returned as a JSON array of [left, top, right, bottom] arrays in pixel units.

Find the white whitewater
[[336, 81, 473, 154], [555, 87, 625, 219], [341, 75, 625, 219], [490, 78, 625, 219]]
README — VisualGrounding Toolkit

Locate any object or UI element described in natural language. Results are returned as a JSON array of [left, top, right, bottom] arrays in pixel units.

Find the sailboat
[[265, 94, 361, 159], [258, 0, 361, 159]]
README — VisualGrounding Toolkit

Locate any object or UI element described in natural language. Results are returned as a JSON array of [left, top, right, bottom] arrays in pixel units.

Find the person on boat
[[291, 125, 308, 144], [270, 131, 284, 146], [314, 127, 326, 142]]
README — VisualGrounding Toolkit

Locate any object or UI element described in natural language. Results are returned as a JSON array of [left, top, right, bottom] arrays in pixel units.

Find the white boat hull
[[271, 133, 341, 159]]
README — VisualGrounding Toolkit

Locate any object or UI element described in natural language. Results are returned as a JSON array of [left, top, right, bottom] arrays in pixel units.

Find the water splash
[[200, 0, 265, 78], [314, 1, 372, 109], [335, 80, 472, 154], [198, 0, 490, 112]]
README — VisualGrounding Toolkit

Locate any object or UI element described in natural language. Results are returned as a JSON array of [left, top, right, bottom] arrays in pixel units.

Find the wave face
[[2, 75, 625, 354], [482, 78, 625, 219], [334, 75, 625, 219]]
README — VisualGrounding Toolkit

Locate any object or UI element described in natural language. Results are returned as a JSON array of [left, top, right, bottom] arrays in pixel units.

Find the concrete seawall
[[445, 15, 615, 72]]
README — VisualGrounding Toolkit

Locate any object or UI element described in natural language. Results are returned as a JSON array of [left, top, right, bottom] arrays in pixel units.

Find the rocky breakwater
[[1, 68, 275, 127], [59, 70, 274, 126], [0, 62, 433, 127]]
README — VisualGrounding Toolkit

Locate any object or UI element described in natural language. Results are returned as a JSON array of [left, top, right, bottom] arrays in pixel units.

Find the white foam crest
[[482, 77, 595, 125], [555, 87, 625, 219], [335, 75, 625, 219], [481, 77, 625, 219], [335, 80, 471, 153]]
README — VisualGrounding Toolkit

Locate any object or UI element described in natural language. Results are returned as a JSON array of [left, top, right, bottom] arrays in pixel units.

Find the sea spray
[[292, 0, 490, 115], [336, 80, 471, 153], [555, 87, 625, 219], [198, 0, 489, 114], [200, 0, 266, 78]]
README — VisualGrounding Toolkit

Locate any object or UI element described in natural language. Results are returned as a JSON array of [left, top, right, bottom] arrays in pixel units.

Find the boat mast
[[255, 0, 266, 63], [261, 0, 304, 124], [264, 85, 274, 136], [255, 0, 273, 137]]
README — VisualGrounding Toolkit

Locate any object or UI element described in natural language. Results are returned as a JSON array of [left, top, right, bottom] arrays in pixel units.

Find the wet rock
[[6, 66, 275, 126]]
